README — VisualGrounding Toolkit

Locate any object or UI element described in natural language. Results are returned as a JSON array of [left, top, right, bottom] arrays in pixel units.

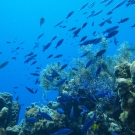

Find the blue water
[[0, 0, 134, 124]]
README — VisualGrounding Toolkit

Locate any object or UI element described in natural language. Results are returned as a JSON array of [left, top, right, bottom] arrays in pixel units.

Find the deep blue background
[[0, 0, 135, 124]]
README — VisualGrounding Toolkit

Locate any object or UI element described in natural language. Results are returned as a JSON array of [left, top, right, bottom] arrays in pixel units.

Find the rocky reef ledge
[[1, 61, 135, 135]]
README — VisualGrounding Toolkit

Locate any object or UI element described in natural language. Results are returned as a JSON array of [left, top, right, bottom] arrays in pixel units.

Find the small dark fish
[[31, 61, 37, 65], [81, 51, 89, 57], [70, 106, 74, 120], [114, 37, 118, 46], [72, 67, 78, 71], [96, 65, 102, 77], [95, 49, 106, 58], [40, 17, 45, 27], [79, 2, 89, 11], [54, 54, 63, 58], [51, 69, 60, 78], [0, 61, 9, 69], [80, 36, 87, 42], [82, 22, 88, 29], [106, 30, 119, 38], [6, 41, 11, 44], [26, 87, 35, 93], [68, 27, 77, 31], [100, 0, 109, 4], [112, 0, 127, 10], [54, 21, 64, 27], [51, 36, 57, 41], [107, 10, 113, 15], [37, 33, 44, 40], [105, 0, 114, 7], [96, 91, 109, 98], [118, 18, 129, 24], [89, 2, 95, 8], [12, 57, 16, 60], [33, 42, 39, 50], [25, 52, 34, 57], [66, 11, 74, 19], [45, 75, 53, 82], [103, 26, 119, 34], [47, 54, 53, 59], [16, 96, 19, 101], [25, 117, 39, 123], [131, 24, 135, 28], [14, 87, 18, 89], [42, 42, 52, 51], [99, 17, 112, 27], [60, 64, 68, 70], [37, 109, 52, 121], [35, 78, 40, 84], [34, 89, 38, 93], [50, 128, 72, 135], [36, 67, 41, 69], [56, 78, 67, 87], [85, 60, 92, 68], [92, 21, 94, 27], [55, 39, 64, 49], [30, 73, 39, 76], [0, 52, 2, 54], [73, 28, 81, 37], [93, 10, 103, 16], [19, 41, 25, 45]]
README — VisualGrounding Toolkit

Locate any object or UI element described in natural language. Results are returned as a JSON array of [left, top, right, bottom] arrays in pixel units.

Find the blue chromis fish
[[95, 49, 106, 58], [25, 117, 39, 123], [37, 109, 52, 121], [57, 108, 64, 114], [51, 69, 60, 77], [50, 128, 72, 135], [40, 17, 45, 27]]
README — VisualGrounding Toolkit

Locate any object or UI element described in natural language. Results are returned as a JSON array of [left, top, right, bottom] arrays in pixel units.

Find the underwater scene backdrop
[[0, 0, 135, 135]]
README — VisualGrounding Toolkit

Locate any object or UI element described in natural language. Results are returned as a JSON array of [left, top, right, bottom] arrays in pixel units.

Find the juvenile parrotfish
[[45, 75, 53, 82], [55, 39, 64, 49], [118, 18, 129, 24], [30, 73, 39, 76], [95, 49, 106, 58], [92, 21, 94, 27], [66, 11, 74, 19], [50, 128, 72, 135], [51, 69, 60, 77], [70, 106, 74, 120], [0, 61, 9, 69], [25, 117, 39, 123], [107, 10, 113, 15], [89, 2, 95, 8], [103, 26, 119, 34], [106, 30, 119, 38], [37, 109, 52, 121], [40, 17, 45, 27], [131, 24, 135, 28], [26, 87, 35, 94], [31, 60, 37, 65], [112, 0, 127, 10]]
